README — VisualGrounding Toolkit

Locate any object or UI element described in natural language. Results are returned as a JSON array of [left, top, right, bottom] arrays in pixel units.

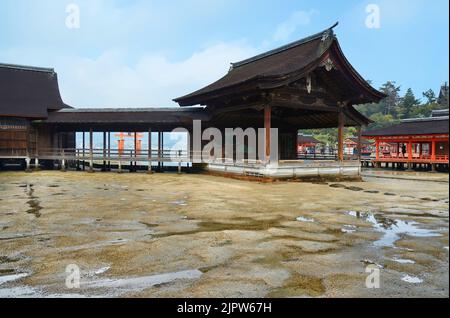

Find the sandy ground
[[0, 169, 448, 298]]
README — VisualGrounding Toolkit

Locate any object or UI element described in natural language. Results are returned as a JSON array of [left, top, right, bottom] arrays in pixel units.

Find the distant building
[[438, 82, 449, 107], [297, 134, 322, 154], [343, 137, 373, 156], [362, 109, 449, 171]]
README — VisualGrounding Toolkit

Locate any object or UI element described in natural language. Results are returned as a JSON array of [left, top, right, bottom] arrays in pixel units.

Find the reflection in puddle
[[401, 275, 423, 284], [23, 183, 42, 218], [296, 216, 315, 223], [341, 225, 357, 233], [0, 273, 29, 285], [347, 211, 441, 247], [171, 200, 188, 206], [392, 257, 415, 264], [85, 269, 202, 295], [26, 199, 42, 218]]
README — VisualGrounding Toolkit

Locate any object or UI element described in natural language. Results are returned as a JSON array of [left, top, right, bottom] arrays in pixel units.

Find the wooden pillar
[[108, 132, 111, 170], [148, 128, 152, 173], [89, 128, 94, 172], [134, 132, 137, 171], [407, 140, 413, 170], [161, 131, 164, 169], [264, 105, 271, 163], [103, 132, 107, 171], [375, 139, 380, 160], [158, 131, 161, 171], [35, 129, 40, 170], [82, 132, 86, 171], [431, 139, 436, 161], [407, 140, 412, 160], [356, 126, 362, 161], [338, 110, 345, 162]]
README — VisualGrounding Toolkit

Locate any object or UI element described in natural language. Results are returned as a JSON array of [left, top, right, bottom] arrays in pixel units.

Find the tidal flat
[[0, 170, 448, 297]]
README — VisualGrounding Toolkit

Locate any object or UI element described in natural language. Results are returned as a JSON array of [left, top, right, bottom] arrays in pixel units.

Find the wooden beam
[[269, 98, 338, 113]]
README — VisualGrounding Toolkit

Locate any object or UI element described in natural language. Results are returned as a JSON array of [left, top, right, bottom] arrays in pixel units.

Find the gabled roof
[[41, 107, 210, 124], [174, 23, 385, 107], [0, 63, 70, 119], [298, 135, 322, 145], [345, 137, 372, 145], [363, 116, 449, 137]]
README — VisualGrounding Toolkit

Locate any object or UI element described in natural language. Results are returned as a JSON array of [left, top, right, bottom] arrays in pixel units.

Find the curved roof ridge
[[0, 62, 54, 73], [231, 22, 339, 69]]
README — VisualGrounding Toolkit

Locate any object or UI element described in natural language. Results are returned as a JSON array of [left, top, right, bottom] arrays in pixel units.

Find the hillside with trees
[[301, 82, 449, 146]]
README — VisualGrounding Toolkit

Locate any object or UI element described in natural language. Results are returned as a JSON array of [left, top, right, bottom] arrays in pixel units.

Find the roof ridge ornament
[[321, 57, 336, 71]]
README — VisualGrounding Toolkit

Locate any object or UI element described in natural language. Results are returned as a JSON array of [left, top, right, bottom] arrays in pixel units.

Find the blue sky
[[0, 0, 448, 108]]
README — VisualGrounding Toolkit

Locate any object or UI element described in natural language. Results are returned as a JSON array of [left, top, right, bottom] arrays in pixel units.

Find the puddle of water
[[26, 199, 42, 218], [341, 225, 357, 233], [0, 285, 39, 298], [84, 269, 202, 295], [392, 257, 415, 264], [345, 186, 363, 192], [93, 266, 110, 276], [0, 273, 29, 286], [401, 275, 423, 284], [171, 200, 188, 206], [296, 216, 315, 223], [347, 211, 441, 247]]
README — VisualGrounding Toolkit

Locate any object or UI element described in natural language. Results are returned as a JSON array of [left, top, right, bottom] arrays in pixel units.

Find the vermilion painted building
[[362, 110, 449, 171]]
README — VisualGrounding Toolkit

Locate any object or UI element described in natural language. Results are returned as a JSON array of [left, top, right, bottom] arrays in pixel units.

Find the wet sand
[[0, 170, 448, 298]]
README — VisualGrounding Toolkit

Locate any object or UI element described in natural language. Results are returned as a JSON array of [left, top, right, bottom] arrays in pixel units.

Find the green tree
[[379, 81, 401, 116], [422, 89, 436, 104], [397, 88, 420, 119]]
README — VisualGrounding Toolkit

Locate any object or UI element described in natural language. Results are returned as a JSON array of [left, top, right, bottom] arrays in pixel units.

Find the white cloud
[[57, 42, 257, 107], [272, 10, 318, 42]]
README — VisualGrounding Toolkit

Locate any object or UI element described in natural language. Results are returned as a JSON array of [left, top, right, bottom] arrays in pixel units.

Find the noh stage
[[1, 23, 385, 179]]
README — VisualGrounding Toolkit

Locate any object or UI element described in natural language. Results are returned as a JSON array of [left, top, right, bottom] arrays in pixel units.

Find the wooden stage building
[[362, 110, 449, 172], [1, 24, 386, 179]]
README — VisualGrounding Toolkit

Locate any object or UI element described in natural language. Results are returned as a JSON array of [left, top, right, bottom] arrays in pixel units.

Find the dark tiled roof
[[345, 137, 372, 145], [174, 29, 331, 105], [432, 109, 449, 117], [174, 23, 384, 107], [363, 117, 449, 137], [41, 107, 210, 124], [298, 135, 322, 144], [0, 63, 70, 118]]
